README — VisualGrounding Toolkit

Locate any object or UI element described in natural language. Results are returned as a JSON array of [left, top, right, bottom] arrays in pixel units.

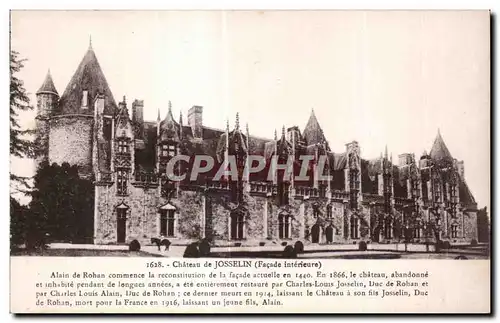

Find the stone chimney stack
[[188, 105, 203, 140], [132, 99, 144, 138]]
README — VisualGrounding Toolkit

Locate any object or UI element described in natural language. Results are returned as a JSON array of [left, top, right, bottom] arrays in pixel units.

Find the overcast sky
[[10, 10, 490, 209]]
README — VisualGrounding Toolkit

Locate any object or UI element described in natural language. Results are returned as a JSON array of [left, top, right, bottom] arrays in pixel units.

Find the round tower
[[48, 44, 117, 178], [35, 70, 59, 169]]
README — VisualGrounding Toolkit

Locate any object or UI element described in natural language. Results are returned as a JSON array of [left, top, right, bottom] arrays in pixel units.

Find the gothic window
[[326, 205, 333, 219], [162, 144, 177, 158], [117, 140, 129, 154], [349, 170, 359, 209], [350, 216, 359, 239], [414, 223, 421, 239], [160, 210, 175, 237], [313, 205, 320, 219], [278, 214, 291, 239], [442, 182, 448, 202], [117, 169, 128, 196], [230, 212, 244, 240], [433, 181, 441, 203], [451, 224, 458, 238]]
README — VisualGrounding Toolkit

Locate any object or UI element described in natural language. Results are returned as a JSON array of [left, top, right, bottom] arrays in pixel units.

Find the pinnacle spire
[[168, 100, 172, 111], [89, 35, 92, 50], [179, 110, 183, 125], [384, 145, 388, 159], [274, 129, 277, 141], [157, 108, 161, 122], [303, 108, 326, 146], [226, 119, 230, 132], [235, 112, 239, 130], [282, 125, 286, 138], [37, 69, 59, 96], [430, 128, 453, 162], [246, 122, 249, 135]]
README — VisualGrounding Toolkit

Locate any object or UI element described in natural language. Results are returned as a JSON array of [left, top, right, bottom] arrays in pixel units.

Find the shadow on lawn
[[10, 248, 162, 257]]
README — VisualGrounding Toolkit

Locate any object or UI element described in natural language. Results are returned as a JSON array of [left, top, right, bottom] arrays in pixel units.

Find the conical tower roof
[[303, 109, 326, 146], [36, 70, 58, 96], [58, 45, 117, 115], [429, 129, 453, 163]]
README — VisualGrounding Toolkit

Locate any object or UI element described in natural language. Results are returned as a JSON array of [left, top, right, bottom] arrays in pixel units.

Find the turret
[[35, 70, 59, 168]]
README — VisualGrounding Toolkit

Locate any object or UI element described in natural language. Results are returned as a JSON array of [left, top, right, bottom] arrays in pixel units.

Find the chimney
[[188, 105, 203, 139], [132, 99, 144, 138]]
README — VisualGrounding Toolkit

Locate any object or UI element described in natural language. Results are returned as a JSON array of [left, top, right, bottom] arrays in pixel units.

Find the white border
[[3, 0, 497, 321]]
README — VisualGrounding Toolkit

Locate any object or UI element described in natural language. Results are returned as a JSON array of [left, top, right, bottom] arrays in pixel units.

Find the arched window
[[230, 212, 244, 240], [159, 203, 176, 237], [278, 213, 292, 239]]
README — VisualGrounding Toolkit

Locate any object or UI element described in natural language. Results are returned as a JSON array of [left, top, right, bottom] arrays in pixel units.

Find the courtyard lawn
[[10, 248, 161, 257]]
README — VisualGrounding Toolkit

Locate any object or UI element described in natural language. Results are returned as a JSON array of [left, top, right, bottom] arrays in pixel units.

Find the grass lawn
[[10, 248, 161, 257]]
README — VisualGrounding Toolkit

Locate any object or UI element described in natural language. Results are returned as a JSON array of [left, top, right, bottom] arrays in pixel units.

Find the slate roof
[[429, 130, 453, 164], [57, 47, 117, 116], [36, 70, 59, 96], [302, 110, 327, 146]]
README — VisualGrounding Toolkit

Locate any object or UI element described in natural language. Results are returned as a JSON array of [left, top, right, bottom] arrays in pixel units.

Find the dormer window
[[162, 144, 176, 158], [118, 140, 129, 154], [81, 90, 88, 109]]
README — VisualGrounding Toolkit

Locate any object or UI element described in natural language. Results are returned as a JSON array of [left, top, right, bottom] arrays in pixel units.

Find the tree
[[30, 163, 94, 243], [10, 50, 35, 191]]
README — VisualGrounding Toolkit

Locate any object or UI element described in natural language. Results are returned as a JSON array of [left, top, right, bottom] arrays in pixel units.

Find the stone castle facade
[[35, 44, 479, 246]]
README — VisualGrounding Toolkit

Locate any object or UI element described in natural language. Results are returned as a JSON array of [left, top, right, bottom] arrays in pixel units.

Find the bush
[[183, 242, 200, 258], [294, 241, 304, 254], [199, 238, 211, 257], [281, 241, 288, 247], [443, 241, 451, 249], [358, 241, 367, 251], [471, 239, 478, 246], [283, 245, 297, 259], [129, 240, 141, 252], [455, 255, 468, 260]]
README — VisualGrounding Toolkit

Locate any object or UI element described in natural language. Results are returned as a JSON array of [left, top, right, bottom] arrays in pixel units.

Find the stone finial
[[235, 112, 240, 130]]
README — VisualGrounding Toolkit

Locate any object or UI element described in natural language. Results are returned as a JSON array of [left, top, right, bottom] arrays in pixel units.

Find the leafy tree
[[10, 50, 35, 190], [30, 162, 94, 243]]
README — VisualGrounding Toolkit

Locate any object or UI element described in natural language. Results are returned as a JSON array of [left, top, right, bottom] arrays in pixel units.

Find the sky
[[10, 10, 490, 210]]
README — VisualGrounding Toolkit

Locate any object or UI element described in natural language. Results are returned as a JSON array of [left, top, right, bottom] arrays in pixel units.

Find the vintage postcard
[[9, 10, 490, 313]]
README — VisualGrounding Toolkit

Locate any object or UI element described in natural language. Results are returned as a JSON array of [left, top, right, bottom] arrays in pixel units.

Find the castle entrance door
[[311, 223, 320, 243], [117, 209, 127, 243], [325, 225, 334, 243]]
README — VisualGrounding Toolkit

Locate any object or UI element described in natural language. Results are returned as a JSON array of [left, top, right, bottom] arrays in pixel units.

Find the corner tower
[[47, 43, 117, 177], [35, 70, 59, 169]]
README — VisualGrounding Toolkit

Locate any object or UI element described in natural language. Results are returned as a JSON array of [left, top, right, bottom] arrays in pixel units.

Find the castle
[[34, 43, 479, 246]]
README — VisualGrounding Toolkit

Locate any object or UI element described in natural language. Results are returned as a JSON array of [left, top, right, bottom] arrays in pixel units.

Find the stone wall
[[49, 116, 93, 176]]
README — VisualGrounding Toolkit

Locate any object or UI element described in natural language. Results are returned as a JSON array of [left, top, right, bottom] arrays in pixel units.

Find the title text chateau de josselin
[[34, 44, 479, 246]]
